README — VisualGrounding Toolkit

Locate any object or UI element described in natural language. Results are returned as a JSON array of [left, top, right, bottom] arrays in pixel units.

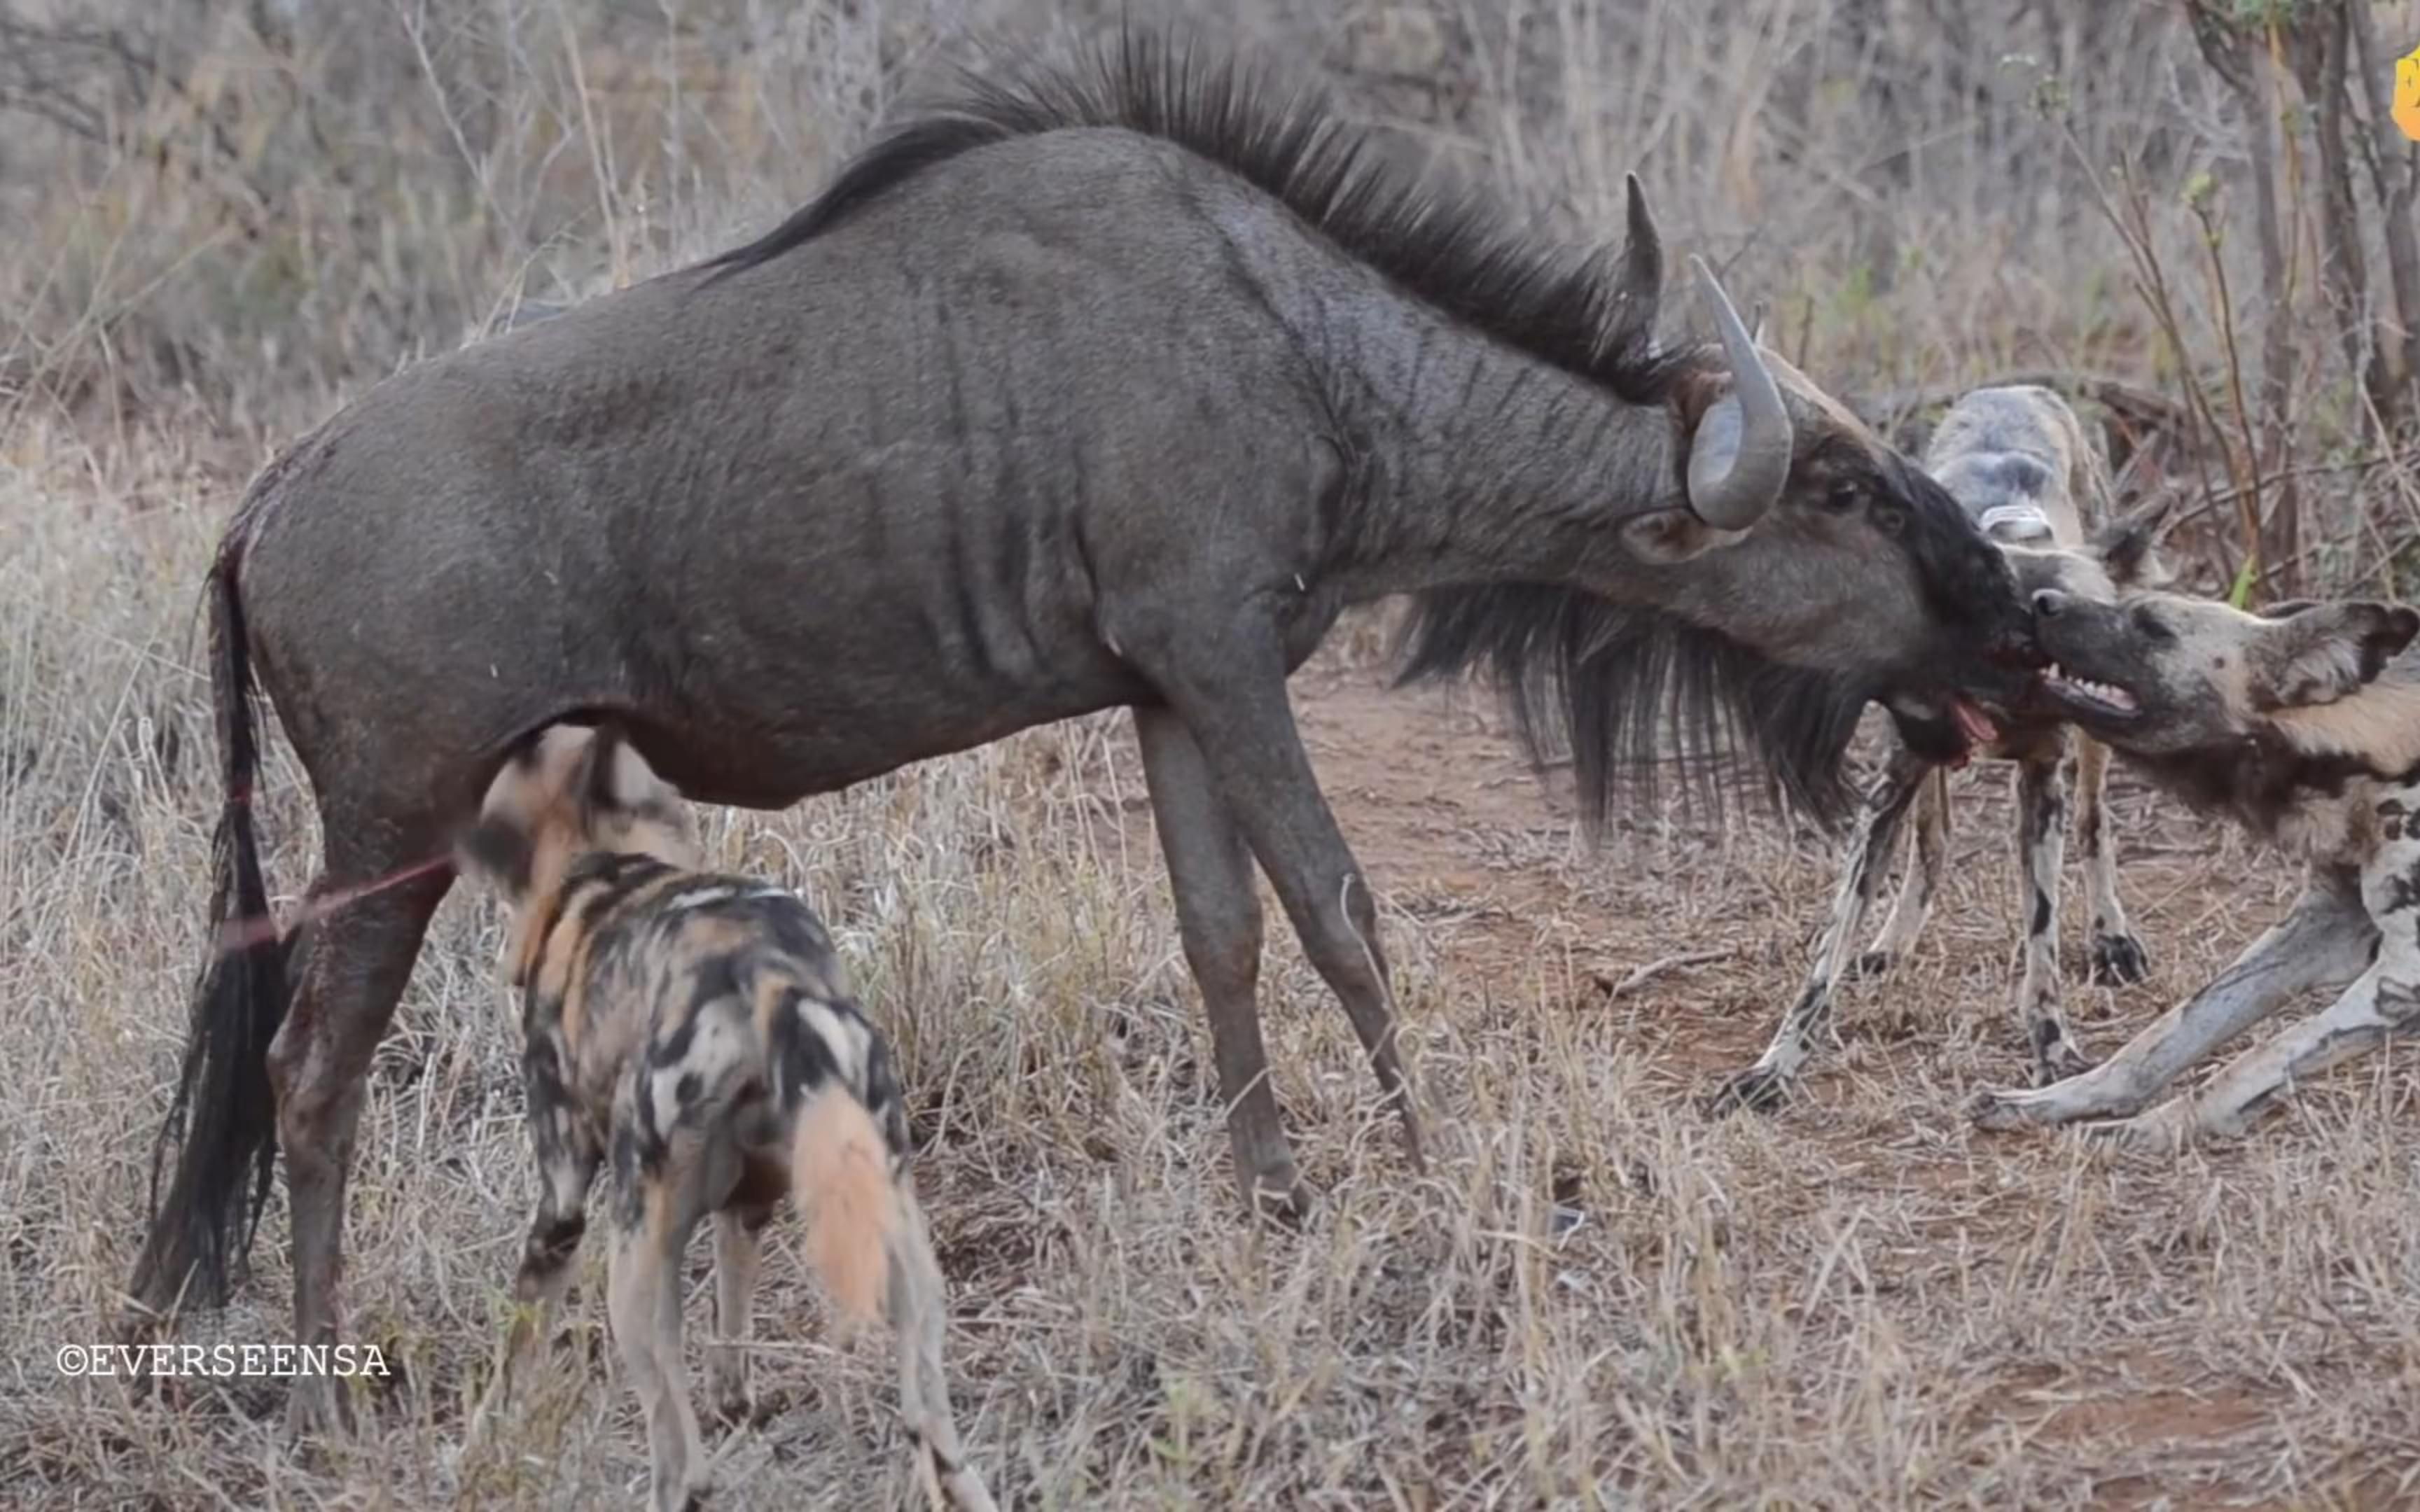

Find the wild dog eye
[[2131, 606, 2174, 643]]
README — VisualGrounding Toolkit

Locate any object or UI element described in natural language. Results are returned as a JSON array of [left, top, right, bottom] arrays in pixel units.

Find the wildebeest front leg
[[1969, 866, 2376, 1131], [266, 846, 452, 1438], [1134, 705, 1309, 1220], [2014, 755, 2090, 1083], [1706, 748, 1930, 1115], [1132, 623, 1424, 1177], [2073, 737, 2149, 986]]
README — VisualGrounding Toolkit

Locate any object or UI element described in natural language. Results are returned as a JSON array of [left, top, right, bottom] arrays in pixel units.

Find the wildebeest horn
[[1683, 254, 1793, 531], [1622, 173, 1662, 302]]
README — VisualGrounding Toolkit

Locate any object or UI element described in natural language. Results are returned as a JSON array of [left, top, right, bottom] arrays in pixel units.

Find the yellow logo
[[2399, 42, 2420, 142]]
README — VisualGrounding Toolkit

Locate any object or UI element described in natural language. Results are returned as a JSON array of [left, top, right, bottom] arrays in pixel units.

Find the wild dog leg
[[1706, 745, 1931, 1114], [469, 1040, 599, 1441], [1969, 864, 2375, 1130], [886, 1184, 999, 1512], [2073, 736, 2149, 985], [707, 1204, 772, 1427], [2014, 753, 2090, 1082], [606, 1167, 709, 1512], [1132, 618, 1426, 1179], [1134, 705, 1308, 1222], [266, 846, 452, 1438], [2080, 812, 2418, 1150], [1858, 764, 1949, 976]]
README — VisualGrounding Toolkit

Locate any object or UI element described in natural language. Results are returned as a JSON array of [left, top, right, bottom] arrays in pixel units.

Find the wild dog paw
[[2029, 1023, 2096, 1086], [2071, 1108, 2185, 1155], [2088, 932, 2150, 987], [1702, 1065, 1790, 1117], [1846, 950, 1896, 981], [1965, 1085, 2065, 1132]]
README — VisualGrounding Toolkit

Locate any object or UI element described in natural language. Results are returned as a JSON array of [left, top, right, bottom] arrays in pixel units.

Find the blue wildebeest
[[129, 28, 2040, 1432], [1704, 386, 2166, 1114], [1969, 585, 2420, 1151]]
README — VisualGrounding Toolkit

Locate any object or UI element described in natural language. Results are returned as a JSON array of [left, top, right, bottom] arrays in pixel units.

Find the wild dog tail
[[127, 533, 293, 1319], [791, 1082, 903, 1335]]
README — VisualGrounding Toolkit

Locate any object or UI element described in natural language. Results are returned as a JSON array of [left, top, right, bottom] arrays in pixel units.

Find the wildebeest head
[[1618, 255, 2042, 755], [2029, 580, 2420, 770], [456, 722, 700, 916]]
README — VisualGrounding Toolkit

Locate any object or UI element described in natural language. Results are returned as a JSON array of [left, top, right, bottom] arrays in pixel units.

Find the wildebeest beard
[[1396, 587, 1875, 833]]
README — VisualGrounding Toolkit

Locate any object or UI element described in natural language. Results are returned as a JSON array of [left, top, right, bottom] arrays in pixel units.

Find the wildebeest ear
[[2258, 601, 2420, 708], [456, 816, 533, 898], [2087, 519, 2169, 588], [1620, 507, 1731, 564]]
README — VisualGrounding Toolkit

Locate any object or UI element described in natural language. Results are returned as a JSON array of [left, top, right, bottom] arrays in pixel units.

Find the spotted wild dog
[[454, 723, 996, 1512], [1710, 385, 2164, 1114], [1968, 584, 2420, 1151]]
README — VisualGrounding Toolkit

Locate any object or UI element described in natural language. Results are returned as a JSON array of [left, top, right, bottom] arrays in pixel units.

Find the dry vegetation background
[[5, 0, 2420, 1506]]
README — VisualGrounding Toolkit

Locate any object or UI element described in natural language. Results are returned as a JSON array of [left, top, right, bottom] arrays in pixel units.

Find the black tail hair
[[127, 536, 291, 1315]]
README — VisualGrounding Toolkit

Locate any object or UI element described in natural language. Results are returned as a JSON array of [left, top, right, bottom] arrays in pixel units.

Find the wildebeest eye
[[2131, 605, 2175, 643], [1823, 483, 1861, 514]]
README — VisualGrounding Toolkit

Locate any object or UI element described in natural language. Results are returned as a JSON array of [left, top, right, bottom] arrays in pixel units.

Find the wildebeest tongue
[[1952, 697, 1998, 747]]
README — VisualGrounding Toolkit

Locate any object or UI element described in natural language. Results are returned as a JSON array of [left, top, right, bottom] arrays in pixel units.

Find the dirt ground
[[6, 496, 2419, 1507]]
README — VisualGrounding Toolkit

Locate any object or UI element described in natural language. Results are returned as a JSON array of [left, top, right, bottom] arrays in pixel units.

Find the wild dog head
[[455, 722, 700, 918], [1921, 384, 2113, 550], [2026, 582, 2420, 774]]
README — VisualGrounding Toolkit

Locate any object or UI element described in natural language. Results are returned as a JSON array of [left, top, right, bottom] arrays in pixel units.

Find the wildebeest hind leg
[[1128, 620, 1426, 1180], [1134, 706, 1309, 1222], [266, 844, 452, 1438]]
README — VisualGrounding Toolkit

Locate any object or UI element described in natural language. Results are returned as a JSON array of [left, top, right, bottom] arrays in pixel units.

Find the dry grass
[[6, 1, 2420, 1507]]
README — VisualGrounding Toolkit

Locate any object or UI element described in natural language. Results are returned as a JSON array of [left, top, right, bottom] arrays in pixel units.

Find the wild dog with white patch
[[1968, 584, 2420, 1150], [1711, 386, 2160, 1114], [454, 724, 996, 1512]]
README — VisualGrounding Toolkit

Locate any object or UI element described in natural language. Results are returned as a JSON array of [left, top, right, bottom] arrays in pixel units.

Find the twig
[[1590, 949, 1728, 1000]]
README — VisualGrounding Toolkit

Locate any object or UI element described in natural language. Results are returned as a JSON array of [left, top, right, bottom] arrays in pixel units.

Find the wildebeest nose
[[2031, 588, 2068, 618]]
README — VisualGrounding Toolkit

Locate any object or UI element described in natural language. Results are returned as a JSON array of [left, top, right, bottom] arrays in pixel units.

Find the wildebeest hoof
[[1246, 1171, 1315, 1230], [1702, 1065, 1789, 1117], [2088, 932, 2150, 987], [284, 1372, 356, 1441], [1846, 950, 1896, 981]]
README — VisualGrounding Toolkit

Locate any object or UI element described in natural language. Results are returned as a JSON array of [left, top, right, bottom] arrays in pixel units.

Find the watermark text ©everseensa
[[57, 1343, 390, 1378]]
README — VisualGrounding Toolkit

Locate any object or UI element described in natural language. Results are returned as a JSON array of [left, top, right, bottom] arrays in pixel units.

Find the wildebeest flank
[[129, 24, 2036, 1434]]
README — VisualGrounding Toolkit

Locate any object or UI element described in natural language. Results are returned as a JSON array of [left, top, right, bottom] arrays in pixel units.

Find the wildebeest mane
[[1394, 589, 1870, 834], [699, 22, 1697, 406]]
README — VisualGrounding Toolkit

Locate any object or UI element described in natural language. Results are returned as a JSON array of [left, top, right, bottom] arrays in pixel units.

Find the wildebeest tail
[[129, 533, 293, 1315], [791, 1082, 903, 1334]]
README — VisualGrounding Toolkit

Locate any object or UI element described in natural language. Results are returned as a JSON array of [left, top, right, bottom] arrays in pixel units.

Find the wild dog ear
[[1621, 506, 1734, 564], [455, 816, 534, 899], [581, 720, 671, 815], [2255, 601, 2420, 708], [2087, 518, 2170, 589]]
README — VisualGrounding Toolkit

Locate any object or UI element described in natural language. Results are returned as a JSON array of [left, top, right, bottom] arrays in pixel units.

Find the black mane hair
[[699, 22, 1867, 831]]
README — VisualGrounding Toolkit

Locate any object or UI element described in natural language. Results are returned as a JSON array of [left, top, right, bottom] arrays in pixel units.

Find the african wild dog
[[1969, 584, 2420, 1150], [1711, 386, 2162, 1114], [454, 724, 995, 1512]]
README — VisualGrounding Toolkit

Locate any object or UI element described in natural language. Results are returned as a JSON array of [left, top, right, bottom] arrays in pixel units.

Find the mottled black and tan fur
[[454, 724, 994, 1512], [1970, 586, 2420, 1151], [1712, 386, 2163, 1114]]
